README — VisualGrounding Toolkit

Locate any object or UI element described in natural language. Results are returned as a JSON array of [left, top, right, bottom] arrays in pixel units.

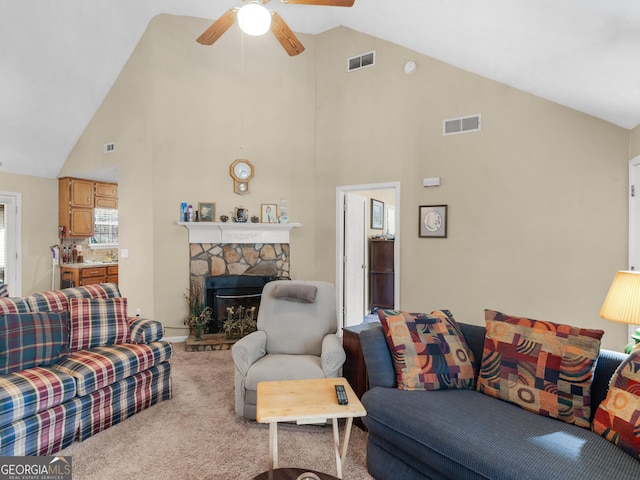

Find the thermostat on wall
[[423, 177, 441, 187]]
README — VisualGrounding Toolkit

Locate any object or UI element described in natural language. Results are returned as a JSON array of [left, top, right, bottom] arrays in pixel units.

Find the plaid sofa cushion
[[0, 312, 70, 374], [129, 318, 164, 344], [53, 341, 173, 396], [478, 309, 604, 428], [0, 366, 77, 429], [377, 309, 477, 391], [25, 290, 69, 313], [62, 283, 121, 301], [68, 297, 130, 351], [0, 397, 81, 456], [0, 297, 30, 315]]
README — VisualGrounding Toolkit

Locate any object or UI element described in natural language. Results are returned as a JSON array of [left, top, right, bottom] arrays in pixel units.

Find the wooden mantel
[[178, 222, 301, 244]]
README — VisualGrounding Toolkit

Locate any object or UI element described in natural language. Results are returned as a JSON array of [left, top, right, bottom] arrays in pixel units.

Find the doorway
[[0, 192, 22, 296], [628, 156, 640, 340], [336, 182, 400, 330]]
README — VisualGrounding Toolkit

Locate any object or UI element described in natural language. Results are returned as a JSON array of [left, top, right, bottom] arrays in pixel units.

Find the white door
[[628, 157, 640, 339], [0, 192, 21, 296], [344, 192, 367, 327]]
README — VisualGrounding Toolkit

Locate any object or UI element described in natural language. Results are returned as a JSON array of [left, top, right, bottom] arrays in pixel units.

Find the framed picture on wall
[[419, 205, 447, 238], [198, 202, 216, 222], [371, 199, 384, 229]]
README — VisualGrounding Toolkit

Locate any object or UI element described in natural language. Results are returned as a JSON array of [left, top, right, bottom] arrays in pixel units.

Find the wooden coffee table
[[256, 378, 366, 479]]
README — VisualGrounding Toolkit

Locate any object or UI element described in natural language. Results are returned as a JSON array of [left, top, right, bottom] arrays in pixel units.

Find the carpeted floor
[[59, 343, 374, 480]]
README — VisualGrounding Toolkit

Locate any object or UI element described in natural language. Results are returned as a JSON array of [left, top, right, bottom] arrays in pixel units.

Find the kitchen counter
[[60, 263, 118, 287]]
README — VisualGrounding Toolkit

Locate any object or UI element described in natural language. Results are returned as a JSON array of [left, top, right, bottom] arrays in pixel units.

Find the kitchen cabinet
[[59, 177, 118, 238], [370, 239, 394, 311], [60, 264, 117, 287], [95, 182, 118, 209], [59, 178, 94, 237]]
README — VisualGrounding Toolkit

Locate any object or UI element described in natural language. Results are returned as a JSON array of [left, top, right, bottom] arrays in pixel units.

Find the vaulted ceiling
[[2, 0, 640, 179]]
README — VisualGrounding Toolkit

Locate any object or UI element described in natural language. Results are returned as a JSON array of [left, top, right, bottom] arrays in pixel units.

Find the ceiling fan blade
[[197, 9, 237, 46], [270, 12, 305, 56], [280, 0, 355, 6]]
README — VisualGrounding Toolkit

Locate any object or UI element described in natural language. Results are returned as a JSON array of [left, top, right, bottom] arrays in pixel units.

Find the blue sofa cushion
[[0, 367, 77, 429], [362, 386, 640, 479], [0, 312, 70, 374]]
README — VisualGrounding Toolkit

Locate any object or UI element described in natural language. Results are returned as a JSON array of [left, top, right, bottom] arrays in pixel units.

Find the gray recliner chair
[[231, 280, 346, 419]]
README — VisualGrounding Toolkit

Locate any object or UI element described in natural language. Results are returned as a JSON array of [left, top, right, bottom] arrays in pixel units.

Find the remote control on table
[[335, 385, 349, 405]]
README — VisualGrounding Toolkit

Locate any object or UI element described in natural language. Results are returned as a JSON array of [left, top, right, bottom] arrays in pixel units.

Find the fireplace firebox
[[205, 275, 285, 333]]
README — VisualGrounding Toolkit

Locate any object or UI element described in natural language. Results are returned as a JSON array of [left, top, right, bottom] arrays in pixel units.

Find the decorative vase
[[193, 324, 204, 341]]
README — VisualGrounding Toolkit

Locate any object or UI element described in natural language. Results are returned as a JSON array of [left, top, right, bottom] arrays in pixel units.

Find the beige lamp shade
[[600, 271, 640, 325]]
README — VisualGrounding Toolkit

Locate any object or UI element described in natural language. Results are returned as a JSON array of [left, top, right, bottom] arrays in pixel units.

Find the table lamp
[[600, 270, 640, 353]]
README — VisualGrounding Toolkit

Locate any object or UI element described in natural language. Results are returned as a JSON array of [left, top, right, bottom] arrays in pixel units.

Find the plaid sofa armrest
[[128, 317, 164, 344]]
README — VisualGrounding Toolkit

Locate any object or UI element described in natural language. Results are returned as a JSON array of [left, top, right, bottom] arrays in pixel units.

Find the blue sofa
[[360, 322, 640, 480], [0, 283, 172, 456]]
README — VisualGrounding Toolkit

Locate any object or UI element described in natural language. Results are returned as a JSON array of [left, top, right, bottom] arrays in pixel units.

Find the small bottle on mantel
[[188, 205, 193, 222]]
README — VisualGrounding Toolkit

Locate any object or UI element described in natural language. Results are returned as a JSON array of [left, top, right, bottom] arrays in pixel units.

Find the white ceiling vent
[[443, 114, 482, 136], [348, 51, 375, 72]]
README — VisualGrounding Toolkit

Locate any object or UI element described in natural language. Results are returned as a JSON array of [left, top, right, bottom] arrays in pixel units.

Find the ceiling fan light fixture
[[237, 3, 272, 36]]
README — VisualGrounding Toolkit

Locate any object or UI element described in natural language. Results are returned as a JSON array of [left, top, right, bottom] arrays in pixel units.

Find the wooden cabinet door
[[69, 179, 94, 208], [69, 208, 94, 236], [95, 182, 117, 198], [95, 197, 118, 208]]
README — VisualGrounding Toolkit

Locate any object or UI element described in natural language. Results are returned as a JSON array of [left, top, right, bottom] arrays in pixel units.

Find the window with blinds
[[91, 208, 118, 246]]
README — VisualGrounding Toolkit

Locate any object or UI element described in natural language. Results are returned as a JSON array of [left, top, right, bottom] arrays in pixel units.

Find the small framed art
[[371, 199, 384, 230], [419, 205, 447, 238], [198, 202, 216, 222], [261, 204, 278, 223]]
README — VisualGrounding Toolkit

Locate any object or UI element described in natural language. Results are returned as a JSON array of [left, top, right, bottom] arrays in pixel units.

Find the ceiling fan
[[197, 0, 355, 56]]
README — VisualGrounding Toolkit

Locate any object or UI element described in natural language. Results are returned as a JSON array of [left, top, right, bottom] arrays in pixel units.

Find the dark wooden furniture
[[369, 239, 394, 310], [343, 322, 380, 430], [252, 468, 338, 480]]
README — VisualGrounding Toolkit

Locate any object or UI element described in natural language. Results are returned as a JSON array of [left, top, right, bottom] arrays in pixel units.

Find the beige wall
[[0, 173, 58, 294], [59, 16, 633, 349], [314, 27, 630, 350]]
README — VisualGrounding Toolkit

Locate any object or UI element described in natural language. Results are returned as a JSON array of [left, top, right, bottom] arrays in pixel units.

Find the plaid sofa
[[0, 283, 172, 456]]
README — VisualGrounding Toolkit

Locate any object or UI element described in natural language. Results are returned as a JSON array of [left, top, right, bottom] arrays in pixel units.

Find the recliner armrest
[[321, 333, 346, 377], [129, 317, 164, 344], [232, 330, 267, 376]]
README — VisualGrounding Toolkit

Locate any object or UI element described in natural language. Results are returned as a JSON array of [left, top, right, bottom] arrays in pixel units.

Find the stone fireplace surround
[[181, 222, 300, 342]]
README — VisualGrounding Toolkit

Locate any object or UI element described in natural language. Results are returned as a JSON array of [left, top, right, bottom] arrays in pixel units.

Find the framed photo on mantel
[[419, 205, 447, 238]]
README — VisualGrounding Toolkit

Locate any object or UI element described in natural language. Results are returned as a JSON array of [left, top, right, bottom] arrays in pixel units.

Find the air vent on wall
[[103, 142, 115, 154], [443, 114, 481, 136], [348, 51, 375, 72]]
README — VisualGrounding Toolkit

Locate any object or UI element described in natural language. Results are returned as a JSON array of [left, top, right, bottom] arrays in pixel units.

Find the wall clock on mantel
[[230, 159, 254, 195]]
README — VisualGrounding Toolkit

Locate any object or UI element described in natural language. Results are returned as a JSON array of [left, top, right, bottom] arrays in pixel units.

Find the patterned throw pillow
[[377, 309, 477, 391], [68, 297, 130, 351], [0, 312, 70, 374], [592, 347, 640, 459], [478, 309, 603, 428], [0, 283, 8, 297]]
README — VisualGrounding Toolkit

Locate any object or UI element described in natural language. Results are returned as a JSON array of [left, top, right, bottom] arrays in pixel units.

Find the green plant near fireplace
[[223, 305, 257, 339], [184, 278, 212, 341]]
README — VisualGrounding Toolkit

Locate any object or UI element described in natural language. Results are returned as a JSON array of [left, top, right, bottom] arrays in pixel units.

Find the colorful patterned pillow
[[592, 347, 640, 459], [478, 309, 603, 428], [0, 283, 8, 297], [0, 312, 70, 374], [68, 297, 130, 351], [377, 309, 477, 391]]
